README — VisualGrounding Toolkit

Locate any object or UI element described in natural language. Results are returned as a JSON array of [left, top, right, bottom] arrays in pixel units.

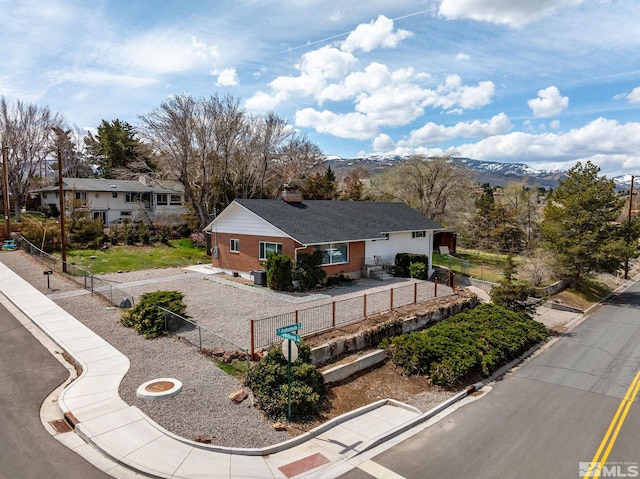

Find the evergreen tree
[[489, 255, 535, 319], [85, 119, 154, 178], [540, 161, 629, 281]]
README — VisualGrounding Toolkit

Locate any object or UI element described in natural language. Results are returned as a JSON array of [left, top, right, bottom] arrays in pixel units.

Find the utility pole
[[56, 144, 67, 273], [624, 175, 634, 280], [1, 142, 10, 240]]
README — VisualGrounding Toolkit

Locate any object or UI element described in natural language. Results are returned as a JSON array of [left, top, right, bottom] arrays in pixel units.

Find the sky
[[1, 0, 640, 177]]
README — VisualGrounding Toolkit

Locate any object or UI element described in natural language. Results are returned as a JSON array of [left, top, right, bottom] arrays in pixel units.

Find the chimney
[[281, 185, 303, 203]]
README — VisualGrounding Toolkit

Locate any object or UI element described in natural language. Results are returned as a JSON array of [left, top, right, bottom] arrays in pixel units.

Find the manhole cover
[[136, 378, 183, 400]]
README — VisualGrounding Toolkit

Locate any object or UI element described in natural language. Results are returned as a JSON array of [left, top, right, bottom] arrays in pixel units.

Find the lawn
[[432, 248, 507, 283], [64, 239, 210, 274]]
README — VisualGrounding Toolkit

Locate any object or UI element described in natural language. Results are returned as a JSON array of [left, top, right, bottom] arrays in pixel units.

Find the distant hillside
[[323, 155, 568, 189]]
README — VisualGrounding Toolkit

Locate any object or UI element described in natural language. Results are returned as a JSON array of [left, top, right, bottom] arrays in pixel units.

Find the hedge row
[[387, 303, 548, 387]]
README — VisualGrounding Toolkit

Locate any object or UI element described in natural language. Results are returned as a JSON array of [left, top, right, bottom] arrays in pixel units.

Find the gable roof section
[[33, 178, 183, 194], [217, 199, 442, 245]]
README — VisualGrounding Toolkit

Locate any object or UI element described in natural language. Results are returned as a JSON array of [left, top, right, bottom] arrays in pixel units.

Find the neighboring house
[[34, 177, 187, 225], [204, 193, 443, 279]]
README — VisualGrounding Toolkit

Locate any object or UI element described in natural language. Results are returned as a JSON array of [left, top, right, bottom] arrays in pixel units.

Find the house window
[[412, 231, 426, 238], [157, 194, 168, 205], [259, 241, 282, 260], [112, 192, 118, 198], [75, 191, 87, 200], [120, 211, 131, 217], [42, 192, 48, 199], [170, 194, 182, 205], [125, 192, 140, 203], [313, 242, 348, 266], [230, 238, 239, 252]]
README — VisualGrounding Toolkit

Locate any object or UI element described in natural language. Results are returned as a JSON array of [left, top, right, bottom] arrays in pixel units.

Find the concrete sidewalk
[[0, 262, 477, 479]]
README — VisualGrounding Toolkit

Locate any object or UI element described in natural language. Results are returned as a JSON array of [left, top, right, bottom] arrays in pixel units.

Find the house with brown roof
[[204, 193, 442, 280]]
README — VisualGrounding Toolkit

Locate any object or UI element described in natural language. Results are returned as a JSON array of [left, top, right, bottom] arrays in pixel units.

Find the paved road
[[339, 282, 640, 479], [0, 298, 112, 479]]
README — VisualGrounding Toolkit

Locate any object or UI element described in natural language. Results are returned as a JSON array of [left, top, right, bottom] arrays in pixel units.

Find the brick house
[[204, 193, 442, 280]]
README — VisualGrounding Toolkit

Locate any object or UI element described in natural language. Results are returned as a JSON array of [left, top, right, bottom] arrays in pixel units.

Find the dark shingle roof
[[234, 199, 442, 244]]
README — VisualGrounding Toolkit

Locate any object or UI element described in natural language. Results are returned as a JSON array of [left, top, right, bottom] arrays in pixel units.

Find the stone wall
[[310, 294, 480, 366]]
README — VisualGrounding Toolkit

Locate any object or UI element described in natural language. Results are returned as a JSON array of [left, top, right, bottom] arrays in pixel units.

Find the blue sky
[[2, 0, 640, 176]]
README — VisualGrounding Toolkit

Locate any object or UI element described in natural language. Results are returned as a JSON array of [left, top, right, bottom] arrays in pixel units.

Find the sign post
[[276, 323, 301, 423]]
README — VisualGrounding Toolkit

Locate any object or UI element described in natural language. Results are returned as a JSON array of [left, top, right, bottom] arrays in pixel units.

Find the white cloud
[[550, 120, 561, 129], [212, 68, 239, 87], [247, 46, 358, 109], [456, 53, 471, 61], [616, 86, 640, 104], [295, 108, 378, 140], [452, 118, 640, 172], [341, 15, 412, 53], [117, 33, 219, 75], [47, 69, 157, 88], [373, 133, 396, 152], [527, 86, 569, 118], [244, 90, 290, 112], [396, 113, 513, 147], [438, 0, 586, 27], [430, 75, 495, 110]]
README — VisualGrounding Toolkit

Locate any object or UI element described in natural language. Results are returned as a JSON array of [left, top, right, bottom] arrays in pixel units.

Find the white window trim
[[230, 238, 239, 252], [314, 242, 349, 266], [259, 241, 282, 260]]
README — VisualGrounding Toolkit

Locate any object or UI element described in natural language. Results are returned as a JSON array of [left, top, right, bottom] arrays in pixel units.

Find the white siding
[[365, 231, 435, 273], [211, 203, 289, 237]]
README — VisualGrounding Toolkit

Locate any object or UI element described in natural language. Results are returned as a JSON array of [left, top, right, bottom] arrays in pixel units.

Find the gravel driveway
[[1, 251, 451, 448]]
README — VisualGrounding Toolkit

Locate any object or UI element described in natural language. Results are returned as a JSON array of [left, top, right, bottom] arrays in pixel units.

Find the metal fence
[[159, 306, 248, 356], [16, 236, 135, 308], [250, 279, 445, 357]]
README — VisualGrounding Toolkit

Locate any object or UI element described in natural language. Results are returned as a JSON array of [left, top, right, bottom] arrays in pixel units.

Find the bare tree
[[139, 94, 323, 228], [268, 132, 323, 196], [370, 156, 473, 225], [51, 126, 95, 179], [0, 97, 64, 221]]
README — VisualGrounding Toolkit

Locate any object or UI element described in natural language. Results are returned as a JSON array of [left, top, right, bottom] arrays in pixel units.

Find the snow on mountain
[[323, 155, 566, 188]]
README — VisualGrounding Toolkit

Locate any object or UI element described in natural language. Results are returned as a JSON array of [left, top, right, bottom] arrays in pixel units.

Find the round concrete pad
[[136, 378, 183, 400]]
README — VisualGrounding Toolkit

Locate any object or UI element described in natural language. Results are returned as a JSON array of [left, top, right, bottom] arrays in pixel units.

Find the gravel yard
[[1, 250, 454, 447]]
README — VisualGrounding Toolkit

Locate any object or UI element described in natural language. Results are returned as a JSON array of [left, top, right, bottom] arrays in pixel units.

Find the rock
[[272, 421, 287, 431], [229, 390, 248, 404]]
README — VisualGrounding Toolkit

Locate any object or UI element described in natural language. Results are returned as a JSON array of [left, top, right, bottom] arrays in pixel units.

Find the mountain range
[[324, 155, 632, 191]]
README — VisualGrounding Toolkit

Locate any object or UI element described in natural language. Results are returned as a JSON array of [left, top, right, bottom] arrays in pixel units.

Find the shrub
[[244, 342, 325, 422], [265, 253, 293, 291], [190, 232, 206, 248], [293, 251, 326, 291], [121, 290, 187, 338], [138, 223, 151, 245], [388, 303, 548, 388], [395, 253, 429, 277], [39, 203, 59, 218], [20, 216, 62, 252], [409, 262, 427, 280]]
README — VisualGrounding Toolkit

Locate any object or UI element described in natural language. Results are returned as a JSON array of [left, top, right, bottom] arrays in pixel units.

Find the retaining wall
[[311, 295, 479, 366]]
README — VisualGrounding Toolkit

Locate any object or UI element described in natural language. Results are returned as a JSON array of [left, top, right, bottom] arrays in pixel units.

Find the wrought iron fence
[[16, 236, 135, 308], [250, 279, 447, 357]]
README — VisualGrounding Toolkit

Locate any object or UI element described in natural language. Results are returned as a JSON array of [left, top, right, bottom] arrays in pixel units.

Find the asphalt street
[[0, 297, 112, 479], [339, 281, 640, 479]]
